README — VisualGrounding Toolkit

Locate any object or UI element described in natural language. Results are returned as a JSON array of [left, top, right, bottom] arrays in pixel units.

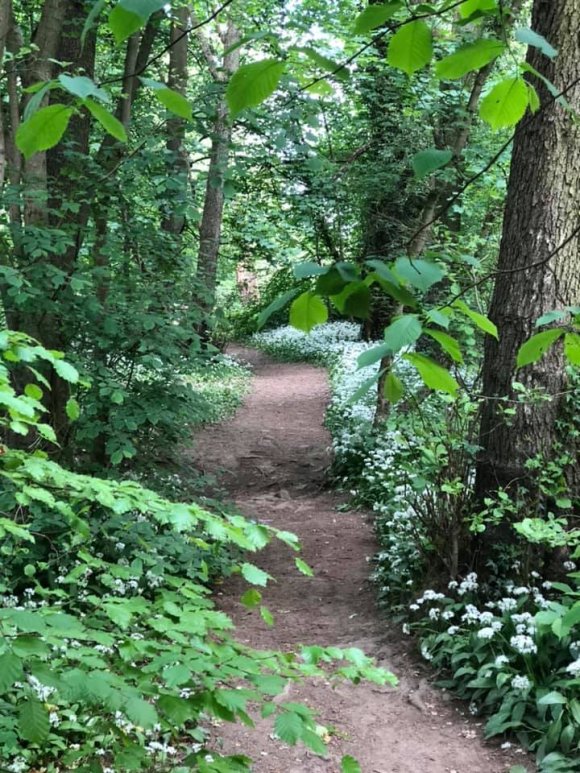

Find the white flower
[[429, 608, 440, 620], [564, 561, 577, 571], [458, 572, 478, 595], [477, 627, 496, 640], [565, 658, 580, 677], [461, 604, 481, 623], [501, 741, 513, 749], [409, 603, 419, 611], [510, 635, 537, 655], [448, 580, 458, 590], [511, 674, 532, 692], [495, 655, 510, 667], [497, 597, 517, 612], [402, 623, 410, 635], [421, 643, 433, 661], [447, 625, 459, 635]]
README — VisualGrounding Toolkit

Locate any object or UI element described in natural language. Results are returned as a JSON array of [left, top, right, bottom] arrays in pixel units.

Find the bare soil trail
[[192, 347, 529, 773]]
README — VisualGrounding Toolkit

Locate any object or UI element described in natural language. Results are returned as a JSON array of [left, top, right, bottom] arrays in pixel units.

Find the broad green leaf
[[257, 289, 299, 329], [0, 653, 23, 693], [535, 309, 567, 327], [241, 563, 271, 587], [537, 691, 567, 706], [108, 5, 143, 44], [387, 21, 432, 75], [564, 332, 580, 366], [394, 257, 445, 292], [260, 606, 275, 626], [19, 699, 49, 744], [383, 314, 422, 353], [316, 267, 348, 295], [365, 259, 398, 285], [125, 697, 158, 729], [52, 358, 79, 383], [140, 78, 192, 119], [384, 371, 404, 403], [353, 2, 402, 34], [526, 83, 539, 113], [453, 300, 498, 338], [16, 104, 74, 159], [343, 285, 371, 319], [436, 39, 505, 80], [24, 383, 43, 400], [341, 754, 362, 773], [58, 74, 109, 103], [302, 728, 327, 755], [295, 557, 314, 576], [515, 28, 558, 59], [241, 589, 262, 608], [84, 99, 127, 141], [423, 329, 463, 363], [426, 308, 451, 329], [298, 48, 349, 82], [293, 261, 328, 279], [274, 711, 304, 745], [226, 59, 286, 116], [378, 279, 418, 308], [516, 329, 563, 367], [290, 292, 328, 333], [459, 0, 497, 19], [412, 148, 452, 179], [163, 664, 191, 687], [357, 343, 392, 369], [65, 397, 80, 421], [404, 353, 459, 395], [479, 77, 529, 129]]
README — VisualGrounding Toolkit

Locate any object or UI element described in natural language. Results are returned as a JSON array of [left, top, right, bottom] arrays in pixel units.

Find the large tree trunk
[[475, 0, 580, 497]]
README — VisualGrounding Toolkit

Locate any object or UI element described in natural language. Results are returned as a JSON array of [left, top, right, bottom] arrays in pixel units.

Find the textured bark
[[476, 0, 580, 496], [195, 21, 240, 310], [0, 0, 10, 190]]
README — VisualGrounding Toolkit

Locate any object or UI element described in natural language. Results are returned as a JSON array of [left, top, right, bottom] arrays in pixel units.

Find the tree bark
[[476, 0, 580, 497]]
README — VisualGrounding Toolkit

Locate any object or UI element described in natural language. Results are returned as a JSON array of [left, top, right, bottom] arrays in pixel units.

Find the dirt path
[[193, 348, 529, 773]]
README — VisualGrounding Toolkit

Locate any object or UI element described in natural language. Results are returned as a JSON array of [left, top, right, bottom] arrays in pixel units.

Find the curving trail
[[193, 347, 528, 773]]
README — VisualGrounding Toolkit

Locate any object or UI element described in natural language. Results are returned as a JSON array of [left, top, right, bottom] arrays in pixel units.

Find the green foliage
[[226, 60, 286, 116], [16, 104, 74, 158], [387, 21, 433, 75]]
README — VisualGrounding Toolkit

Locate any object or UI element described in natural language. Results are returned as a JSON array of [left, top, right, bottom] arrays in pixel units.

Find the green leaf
[[537, 691, 567, 706], [24, 383, 43, 400], [298, 48, 349, 82], [384, 371, 404, 403], [459, 0, 497, 19], [65, 398, 80, 421], [226, 59, 286, 116], [515, 28, 558, 59], [16, 104, 74, 159], [290, 292, 328, 333], [394, 257, 445, 292], [412, 148, 452, 179], [0, 653, 23, 693], [58, 74, 109, 103], [436, 39, 505, 80], [479, 77, 529, 129], [423, 329, 463, 363], [19, 699, 50, 744], [140, 79, 192, 119], [404, 353, 459, 395], [125, 697, 158, 729], [52, 358, 79, 383], [241, 563, 271, 587], [387, 21, 432, 75], [257, 289, 299, 329], [357, 343, 392, 369], [274, 711, 304, 745], [82, 0, 106, 47], [341, 755, 362, 773], [343, 285, 371, 319], [84, 98, 127, 141], [295, 557, 314, 577], [108, 5, 143, 44], [353, 2, 402, 34], [564, 332, 580, 366], [365, 259, 398, 285], [535, 309, 567, 327], [302, 728, 327, 755], [241, 589, 262, 608], [260, 606, 275, 626], [383, 314, 423, 353], [453, 300, 498, 338], [293, 261, 328, 279], [516, 329, 563, 367], [316, 267, 348, 295]]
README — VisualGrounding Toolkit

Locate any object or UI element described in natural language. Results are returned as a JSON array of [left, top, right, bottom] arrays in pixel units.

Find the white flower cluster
[[511, 674, 532, 692], [565, 658, 580, 676]]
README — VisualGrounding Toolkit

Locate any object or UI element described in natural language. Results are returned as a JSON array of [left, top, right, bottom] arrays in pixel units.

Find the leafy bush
[[0, 329, 396, 772]]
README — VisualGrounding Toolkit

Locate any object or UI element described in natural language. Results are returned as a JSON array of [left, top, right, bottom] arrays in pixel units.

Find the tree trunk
[[475, 0, 580, 497]]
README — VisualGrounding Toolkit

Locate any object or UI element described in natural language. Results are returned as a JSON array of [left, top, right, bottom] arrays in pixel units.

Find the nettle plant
[[0, 330, 396, 772]]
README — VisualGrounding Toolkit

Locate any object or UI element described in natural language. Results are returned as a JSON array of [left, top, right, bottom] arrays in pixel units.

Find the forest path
[[192, 347, 524, 773]]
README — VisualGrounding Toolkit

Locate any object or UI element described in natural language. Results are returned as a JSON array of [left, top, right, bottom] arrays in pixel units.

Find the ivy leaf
[[412, 148, 452, 180], [290, 292, 328, 333], [404, 353, 459, 395], [387, 21, 432, 75], [257, 289, 299, 330], [16, 104, 74, 159], [383, 314, 423, 353], [384, 371, 404, 403], [65, 398, 80, 421], [353, 2, 402, 34], [274, 711, 304, 745], [453, 300, 498, 339], [394, 257, 445, 292], [84, 99, 128, 142], [515, 28, 558, 59], [564, 332, 580, 366], [295, 557, 314, 576], [423, 329, 463, 363], [436, 39, 505, 80], [479, 77, 529, 129], [516, 329, 563, 367], [226, 59, 286, 116], [0, 653, 23, 693], [241, 563, 271, 587], [341, 755, 362, 773], [19, 699, 50, 744]]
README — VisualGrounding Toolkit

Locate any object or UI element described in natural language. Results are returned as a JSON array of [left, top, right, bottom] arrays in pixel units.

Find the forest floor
[[192, 346, 533, 773]]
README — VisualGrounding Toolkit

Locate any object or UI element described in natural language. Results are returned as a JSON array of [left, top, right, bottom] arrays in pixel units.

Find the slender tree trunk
[[475, 0, 580, 497]]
